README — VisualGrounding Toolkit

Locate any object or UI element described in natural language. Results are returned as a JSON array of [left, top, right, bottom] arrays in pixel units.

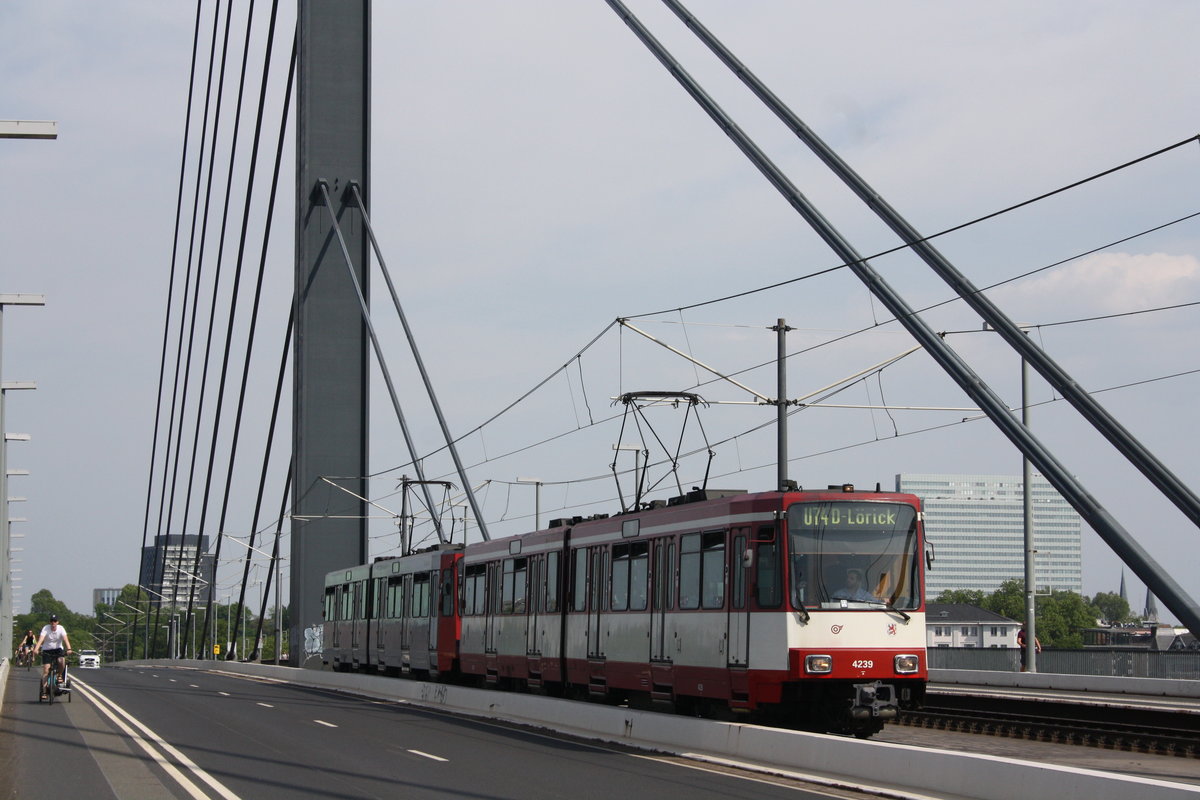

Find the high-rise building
[[896, 472, 1082, 599], [92, 587, 122, 609], [139, 534, 214, 607]]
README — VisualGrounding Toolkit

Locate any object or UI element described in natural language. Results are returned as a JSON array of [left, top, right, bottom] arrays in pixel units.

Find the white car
[[78, 649, 100, 669]]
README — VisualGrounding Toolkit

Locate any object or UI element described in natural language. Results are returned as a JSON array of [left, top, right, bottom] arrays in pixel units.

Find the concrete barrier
[[122, 660, 1199, 799], [932, 668, 1200, 699]]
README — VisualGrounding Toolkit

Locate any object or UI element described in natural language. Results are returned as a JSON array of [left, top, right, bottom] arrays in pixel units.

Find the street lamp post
[[1, 119, 54, 661], [164, 564, 209, 659], [138, 585, 171, 658], [221, 536, 285, 662], [515, 478, 543, 530], [1, 303, 41, 661], [983, 321, 1038, 672]]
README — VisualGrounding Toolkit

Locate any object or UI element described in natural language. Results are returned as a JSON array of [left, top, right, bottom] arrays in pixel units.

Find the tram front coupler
[[850, 681, 899, 720]]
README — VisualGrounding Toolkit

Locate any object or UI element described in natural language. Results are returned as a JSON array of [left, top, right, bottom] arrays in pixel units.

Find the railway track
[[899, 698, 1200, 758]]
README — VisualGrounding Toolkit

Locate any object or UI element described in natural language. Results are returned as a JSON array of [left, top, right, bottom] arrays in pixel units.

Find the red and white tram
[[324, 484, 928, 737]]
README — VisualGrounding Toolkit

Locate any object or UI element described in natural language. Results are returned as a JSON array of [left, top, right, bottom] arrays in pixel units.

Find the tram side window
[[628, 542, 649, 611], [612, 545, 630, 611], [611, 543, 648, 611], [701, 532, 726, 609], [680, 534, 701, 609], [572, 549, 588, 612], [412, 574, 431, 618], [490, 562, 503, 614], [388, 577, 403, 618], [340, 584, 352, 621], [593, 550, 609, 612], [464, 564, 486, 615], [441, 568, 454, 616], [324, 587, 336, 622], [755, 526, 782, 607], [502, 557, 528, 614], [732, 535, 746, 610], [667, 542, 675, 610], [545, 552, 560, 613]]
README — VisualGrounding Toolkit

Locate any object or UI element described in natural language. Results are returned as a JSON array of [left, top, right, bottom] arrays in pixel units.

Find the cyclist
[[17, 629, 37, 666], [34, 614, 72, 700]]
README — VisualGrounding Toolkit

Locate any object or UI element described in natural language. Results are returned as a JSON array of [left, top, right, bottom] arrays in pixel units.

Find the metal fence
[[927, 647, 1200, 680]]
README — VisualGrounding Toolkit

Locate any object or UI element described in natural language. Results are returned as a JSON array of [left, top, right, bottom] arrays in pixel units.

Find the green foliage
[[15, 585, 291, 662], [936, 581, 1103, 649], [1034, 590, 1098, 649], [934, 589, 987, 606], [17, 588, 97, 651], [1091, 591, 1134, 625]]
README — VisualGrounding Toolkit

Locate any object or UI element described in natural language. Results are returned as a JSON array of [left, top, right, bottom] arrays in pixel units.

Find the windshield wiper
[[862, 599, 911, 622]]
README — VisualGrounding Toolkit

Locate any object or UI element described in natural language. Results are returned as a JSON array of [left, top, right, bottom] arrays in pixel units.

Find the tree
[[934, 589, 987, 606], [17, 589, 97, 651], [1091, 591, 1133, 625], [1035, 590, 1099, 649], [983, 579, 1026, 622]]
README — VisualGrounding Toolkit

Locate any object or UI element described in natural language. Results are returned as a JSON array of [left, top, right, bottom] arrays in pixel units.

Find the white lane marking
[[407, 750, 448, 762], [314, 719, 338, 728], [189, 684, 200, 688], [71, 678, 243, 800], [218, 691, 231, 696], [256, 703, 274, 708]]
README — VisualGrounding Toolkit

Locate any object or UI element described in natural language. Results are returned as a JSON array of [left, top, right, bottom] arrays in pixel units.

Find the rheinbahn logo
[[830, 625, 843, 634]]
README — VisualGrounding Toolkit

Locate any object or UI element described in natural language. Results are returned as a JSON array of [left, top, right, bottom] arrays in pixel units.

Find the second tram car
[[323, 484, 928, 737]]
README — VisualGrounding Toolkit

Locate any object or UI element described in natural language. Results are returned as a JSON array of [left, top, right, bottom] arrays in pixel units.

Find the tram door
[[526, 556, 540, 656], [650, 539, 670, 662], [587, 546, 606, 659], [373, 577, 386, 663], [485, 561, 500, 653], [727, 529, 750, 667]]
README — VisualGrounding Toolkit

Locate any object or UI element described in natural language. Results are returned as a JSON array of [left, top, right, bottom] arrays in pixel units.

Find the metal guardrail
[[928, 647, 1200, 679]]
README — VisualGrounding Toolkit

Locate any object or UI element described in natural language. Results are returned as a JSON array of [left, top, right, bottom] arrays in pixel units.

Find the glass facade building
[[896, 473, 1082, 600]]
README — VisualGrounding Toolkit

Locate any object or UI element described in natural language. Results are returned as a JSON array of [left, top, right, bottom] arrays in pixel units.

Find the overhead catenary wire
[[347, 182, 490, 542], [607, 0, 1200, 634], [147, 7, 1200, 645], [662, 0, 1200, 536], [314, 180, 448, 543]]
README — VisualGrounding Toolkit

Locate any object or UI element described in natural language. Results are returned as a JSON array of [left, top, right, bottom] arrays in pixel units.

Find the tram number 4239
[[851, 660, 874, 670]]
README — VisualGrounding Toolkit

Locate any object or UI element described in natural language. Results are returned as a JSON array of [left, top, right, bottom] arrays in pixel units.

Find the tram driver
[[832, 567, 878, 602]]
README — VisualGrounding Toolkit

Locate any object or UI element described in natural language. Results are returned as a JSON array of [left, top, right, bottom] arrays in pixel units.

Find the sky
[[2, 1, 1198, 627]]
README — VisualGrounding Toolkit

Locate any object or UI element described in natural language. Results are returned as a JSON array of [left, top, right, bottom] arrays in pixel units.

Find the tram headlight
[[894, 654, 920, 674], [805, 654, 833, 674]]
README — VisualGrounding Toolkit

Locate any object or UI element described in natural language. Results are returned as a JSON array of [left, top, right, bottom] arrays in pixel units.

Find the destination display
[[790, 502, 914, 531]]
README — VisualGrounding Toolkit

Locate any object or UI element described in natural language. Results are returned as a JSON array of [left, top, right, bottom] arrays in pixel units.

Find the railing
[[927, 647, 1200, 679]]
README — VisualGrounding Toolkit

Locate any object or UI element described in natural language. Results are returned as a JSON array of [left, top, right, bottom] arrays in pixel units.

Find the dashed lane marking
[[71, 677, 243, 800]]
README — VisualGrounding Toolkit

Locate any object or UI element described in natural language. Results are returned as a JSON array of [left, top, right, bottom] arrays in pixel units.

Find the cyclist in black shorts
[[17, 629, 37, 666], [34, 614, 73, 699]]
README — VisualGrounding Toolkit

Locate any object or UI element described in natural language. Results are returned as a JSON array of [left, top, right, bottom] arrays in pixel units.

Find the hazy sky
[[2, 1, 1198, 623]]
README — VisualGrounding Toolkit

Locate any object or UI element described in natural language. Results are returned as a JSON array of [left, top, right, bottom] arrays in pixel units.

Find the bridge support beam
[[292, 0, 370, 666]]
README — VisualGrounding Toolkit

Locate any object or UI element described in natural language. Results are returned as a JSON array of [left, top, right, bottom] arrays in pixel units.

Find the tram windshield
[[787, 501, 920, 611]]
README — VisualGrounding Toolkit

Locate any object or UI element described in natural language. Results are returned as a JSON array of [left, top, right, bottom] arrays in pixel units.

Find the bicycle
[[39, 651, 71, 704]]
